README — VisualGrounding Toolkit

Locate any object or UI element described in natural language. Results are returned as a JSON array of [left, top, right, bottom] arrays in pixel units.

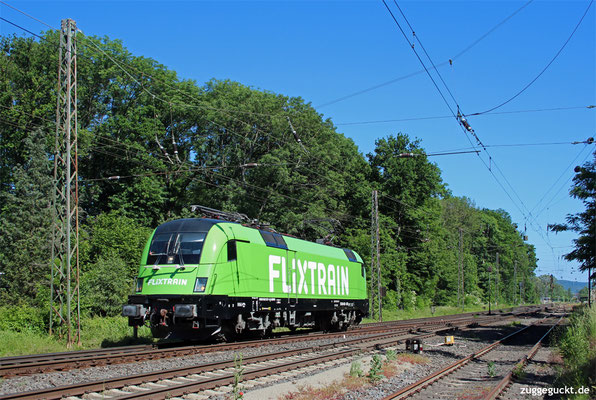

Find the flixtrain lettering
[[268, 254, 349, 295], [147, 278, 188, 286]]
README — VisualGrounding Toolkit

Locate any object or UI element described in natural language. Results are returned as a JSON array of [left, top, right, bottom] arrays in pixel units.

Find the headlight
[[194, 277, 208, 293], [174, 304, 197, 318], [122, 304, 146, 317], [135, 278, 143, 292]]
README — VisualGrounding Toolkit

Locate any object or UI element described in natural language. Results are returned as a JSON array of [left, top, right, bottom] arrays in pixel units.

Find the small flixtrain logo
[[147, 278, 188, 286]]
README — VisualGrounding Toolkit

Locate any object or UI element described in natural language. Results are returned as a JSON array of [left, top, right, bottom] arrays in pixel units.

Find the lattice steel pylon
[[50, 18, 81, 346], [370, 190, 382, 321]]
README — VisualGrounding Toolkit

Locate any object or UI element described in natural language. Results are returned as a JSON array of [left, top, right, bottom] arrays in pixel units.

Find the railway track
[[0, 307, 535, 378], [0, 306, 550, 400], [0, 309, 540, 400], [0, 323, 453, 400], [381, 316, 563, 400]]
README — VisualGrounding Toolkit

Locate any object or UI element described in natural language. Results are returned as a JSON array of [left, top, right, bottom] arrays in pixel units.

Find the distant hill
[[556, 279, 587, 294]]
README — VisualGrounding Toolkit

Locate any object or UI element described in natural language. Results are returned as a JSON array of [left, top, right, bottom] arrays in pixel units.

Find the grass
[[0, 316, 154, 357], [0, 302, 525, 357], [554, 304, 596, 399], [363, 304, 517, 324], [0, 330, 65, 357]]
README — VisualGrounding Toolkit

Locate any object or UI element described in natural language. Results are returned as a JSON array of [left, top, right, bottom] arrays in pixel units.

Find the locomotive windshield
[[147, 231, 206, 265]]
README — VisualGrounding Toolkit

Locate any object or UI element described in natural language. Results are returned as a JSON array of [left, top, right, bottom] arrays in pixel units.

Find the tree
[[367, 134, 448, 306], [549, 151, 596, 280], [0, 128, 53, 303]]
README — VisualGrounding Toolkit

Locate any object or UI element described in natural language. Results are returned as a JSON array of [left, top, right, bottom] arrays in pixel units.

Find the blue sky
[[1, 0, 594, 283]]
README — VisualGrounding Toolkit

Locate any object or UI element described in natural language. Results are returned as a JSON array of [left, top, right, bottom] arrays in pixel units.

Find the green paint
[[135, 220, 367, 300]]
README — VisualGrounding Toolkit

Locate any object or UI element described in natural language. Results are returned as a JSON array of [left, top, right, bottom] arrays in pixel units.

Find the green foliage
[[512, 363, 526, 381], [549, 152, 596, 275], [0, 315, 154, 356], [349, 360, 364, 377], [368, 354, 384, 383], [82, 212, 152, 277], [232, 353, 245, 400], [385, 349, 397, 362], [0, 330, 65, 357], [80, 253, 131, 317], [0, 305, 47, 334], [0, 129, 53, 304], [487, 361, 496, 377], [555, 305, 596, 394], [0, 31, 545, 336]]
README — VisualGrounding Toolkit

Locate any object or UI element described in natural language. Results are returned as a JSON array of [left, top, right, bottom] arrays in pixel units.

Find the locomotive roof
[[154, 218, 363, 264], [154, 218, 230, 233]]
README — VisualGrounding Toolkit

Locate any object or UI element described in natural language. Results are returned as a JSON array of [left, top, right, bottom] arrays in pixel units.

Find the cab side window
[[227, 240, 237, 261]]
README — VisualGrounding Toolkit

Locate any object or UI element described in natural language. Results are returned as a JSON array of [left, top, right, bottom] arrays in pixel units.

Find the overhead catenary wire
[[0, 6, 571, 222], [475, 0, 595, 115], [335, 105, 594, 126], [529, 146, 595, 226], [315, 0, 534, 109], [0, 3, 588, 272], [0, 4, 297, 122], [0, 16, 45, 39], [380, 0, 560, 254]]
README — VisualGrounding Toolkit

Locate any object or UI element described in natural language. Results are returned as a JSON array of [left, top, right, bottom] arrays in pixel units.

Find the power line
[[0, 0, 56, 30], [335, 105, 594, 126], [0, 4, 292, 121], [0, 12, 362, 224], [79, 161, 302, 182], [475, 0, 595, 115], [381, 0, 458, 120], [529, 146, 594, 225], [315, 0, 534, 109], [0, 16, 44, 39], [380, 0, 560, 255], [392, 0, 460, 108]]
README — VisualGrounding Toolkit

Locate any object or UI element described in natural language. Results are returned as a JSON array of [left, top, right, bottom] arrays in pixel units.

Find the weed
[[512, 363, 525, 381], [349, 360, 364, 377], [385, 349, 397, 362], [381, 361, 402, 379], [368, 354, 384, 383], [232, 353, 244, 400], [396, 353, 430, 364], [487, 361, 496, 378], [554, 305, 596, 398]]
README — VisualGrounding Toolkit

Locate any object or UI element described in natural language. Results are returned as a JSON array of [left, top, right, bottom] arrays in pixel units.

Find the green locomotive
[[122, 217, 368, 340]]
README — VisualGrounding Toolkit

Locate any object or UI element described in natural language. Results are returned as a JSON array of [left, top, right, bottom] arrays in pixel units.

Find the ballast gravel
[[0, 313, 553, 399], [234, 316, 552, 400], [0, 334, 354, 396]]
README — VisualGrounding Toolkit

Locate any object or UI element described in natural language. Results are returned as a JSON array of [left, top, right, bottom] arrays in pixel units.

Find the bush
[[555, 305, 596, 397], [349, 360, 364, 377], [0, 304, 47, 334], [382, 290, 399, 311], [80, 253, 132, 317], [402, 290, 417, 311]]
